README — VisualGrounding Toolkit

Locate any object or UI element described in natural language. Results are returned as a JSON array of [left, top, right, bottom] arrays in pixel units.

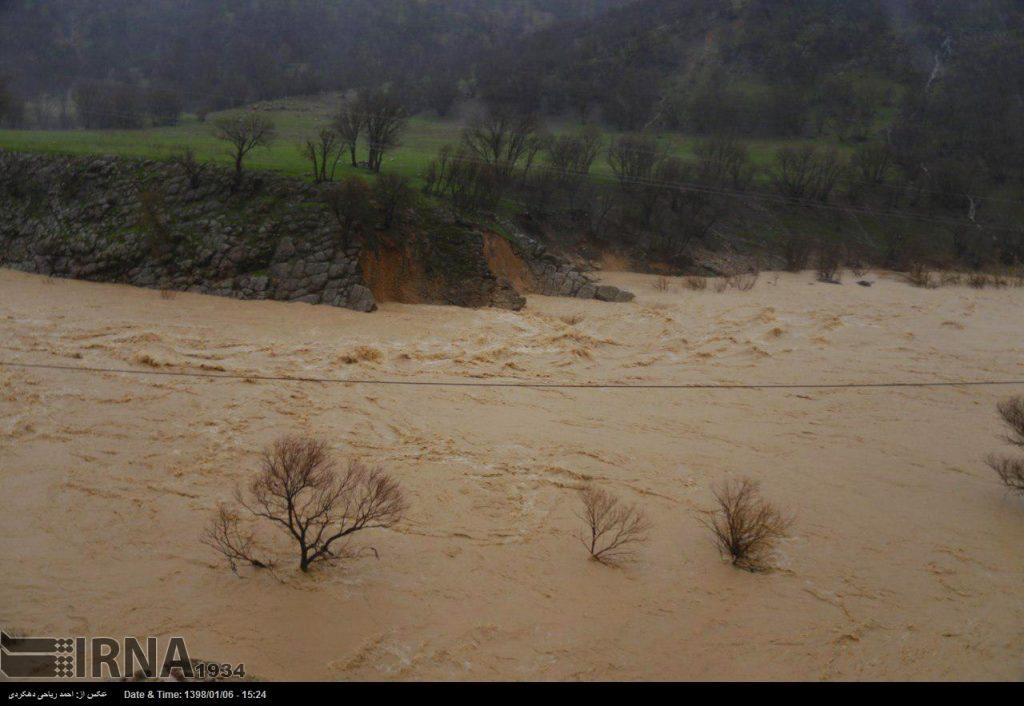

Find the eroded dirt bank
[[1, 268, 1022, 680]]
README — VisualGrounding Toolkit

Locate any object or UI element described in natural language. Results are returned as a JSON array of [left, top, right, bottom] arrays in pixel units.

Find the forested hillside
[[488, 0, 1023, 142], [475, 0, 1024, 241], [0, 0, 627, 116]]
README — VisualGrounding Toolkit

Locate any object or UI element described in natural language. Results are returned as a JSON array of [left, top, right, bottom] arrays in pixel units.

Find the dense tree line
[[462, 0, 1024, 269], [419, 109, 1024, 271]]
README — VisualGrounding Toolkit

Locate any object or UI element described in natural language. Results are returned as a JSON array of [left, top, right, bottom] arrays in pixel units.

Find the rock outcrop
[[0, 151, 378, 311], [493, 221, 635, 303]]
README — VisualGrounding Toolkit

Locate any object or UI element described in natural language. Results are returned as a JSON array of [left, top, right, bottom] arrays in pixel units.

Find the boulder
[[491, 278, 527, 311], [594, 285, 635, 303], [346, 285, 377, 313]]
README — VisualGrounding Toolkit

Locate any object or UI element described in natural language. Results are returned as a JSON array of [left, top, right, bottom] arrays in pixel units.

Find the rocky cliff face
[[0, 151, 631, 312], [0, 151, 379, 311]]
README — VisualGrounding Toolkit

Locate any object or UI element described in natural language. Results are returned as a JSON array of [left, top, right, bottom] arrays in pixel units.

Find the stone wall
[[0, 151, 631, 312]]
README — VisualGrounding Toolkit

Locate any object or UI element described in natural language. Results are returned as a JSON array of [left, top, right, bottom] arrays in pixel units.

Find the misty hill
[[3, 0, 1020, 154], [0, 0, 628, 115], [480, 0, 1024, 144]]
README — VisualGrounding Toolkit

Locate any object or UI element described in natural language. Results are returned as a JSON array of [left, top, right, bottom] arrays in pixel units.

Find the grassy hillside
[[0, 95, 844, 185]]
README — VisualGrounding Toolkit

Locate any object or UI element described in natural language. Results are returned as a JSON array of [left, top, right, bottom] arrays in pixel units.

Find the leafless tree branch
[[986, 454, 1024, 495], [996, 397, 1024, 449], [201, 503, 273, 575]]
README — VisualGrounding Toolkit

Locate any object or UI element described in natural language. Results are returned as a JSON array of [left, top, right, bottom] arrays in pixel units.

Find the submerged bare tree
[[702, 478, 792, 572], [995, 397, 1024, 448], [816, 237, 844, 283], [205, 436, 406, 574], [213, 114, 276, 189], [987, 456, 1024, 494], [577, 486, 650, 565], [850, 141, 895, 187], [986, 397, 1024, 495]]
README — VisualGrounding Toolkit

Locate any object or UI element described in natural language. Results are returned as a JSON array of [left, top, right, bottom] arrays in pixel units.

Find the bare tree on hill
[[363, 88, 408, 173], [546, 126, 602, 186], [213, 114, 277, 189], [607, 134, 665, 193], [461, 107, 541, 181], [334, 99, 364, 168], [302, 127, 344, 183], [171, 146, 206, 190]]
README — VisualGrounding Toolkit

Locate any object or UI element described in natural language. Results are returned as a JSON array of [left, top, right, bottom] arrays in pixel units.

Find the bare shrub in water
[[985, 397, 1024, 496], [205, 436, 406, 573], [578, 486, 650, 565], [702, 478, 792, 572]]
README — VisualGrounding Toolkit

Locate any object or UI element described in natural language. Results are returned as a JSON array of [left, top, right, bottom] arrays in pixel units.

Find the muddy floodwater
[[1, 268, 1022, 680]]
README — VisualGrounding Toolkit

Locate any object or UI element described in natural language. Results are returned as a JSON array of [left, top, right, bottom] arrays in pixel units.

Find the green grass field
[[0, 96, 847, 188]]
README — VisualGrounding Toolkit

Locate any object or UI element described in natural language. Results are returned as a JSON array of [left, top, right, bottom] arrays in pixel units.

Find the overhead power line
[[2, 361, 1023, 392]]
